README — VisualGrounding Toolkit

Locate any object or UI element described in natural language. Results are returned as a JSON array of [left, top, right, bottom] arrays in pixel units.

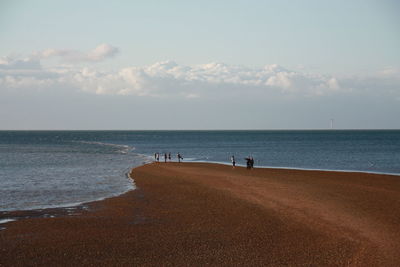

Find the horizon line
[[1, 128, 399, 131]]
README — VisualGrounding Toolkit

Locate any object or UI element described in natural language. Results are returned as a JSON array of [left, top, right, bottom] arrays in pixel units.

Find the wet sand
[[1, 162, 400, 266]]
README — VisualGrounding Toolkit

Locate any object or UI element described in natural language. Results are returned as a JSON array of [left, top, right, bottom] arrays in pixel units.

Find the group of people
[[154, 152, 251, 167], [245, 156, 255, 169], [154, 152, 183, 163], [230, 155, 254, 169]]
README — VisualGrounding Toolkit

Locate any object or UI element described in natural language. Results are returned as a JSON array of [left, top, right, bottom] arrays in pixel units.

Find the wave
[[73, 140, 134, 154], [0, 218, 16, 224]]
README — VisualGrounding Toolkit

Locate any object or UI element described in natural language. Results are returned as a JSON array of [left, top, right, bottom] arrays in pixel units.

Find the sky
[[0, 0, 399, 129]]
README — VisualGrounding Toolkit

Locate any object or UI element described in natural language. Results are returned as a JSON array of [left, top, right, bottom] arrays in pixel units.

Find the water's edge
[[1, 159, 399, 230]]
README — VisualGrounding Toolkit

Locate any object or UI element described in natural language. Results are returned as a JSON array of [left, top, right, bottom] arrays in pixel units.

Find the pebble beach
[[1, 162, 400, 266]]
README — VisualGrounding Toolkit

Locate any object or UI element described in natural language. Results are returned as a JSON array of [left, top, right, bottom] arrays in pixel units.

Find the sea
[[1, 130, 399, 212]]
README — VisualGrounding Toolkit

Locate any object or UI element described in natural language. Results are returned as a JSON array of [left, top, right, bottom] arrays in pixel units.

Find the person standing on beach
[[177, 153, 183, 163], [168, 152, 171, 162], [245, 157, 251, 169], [156, 153, 160, 162], [164, 153, 167, 163], [154, 153, 157, 161], [231, 155, 236, 167], [250, 156, 254, 168]]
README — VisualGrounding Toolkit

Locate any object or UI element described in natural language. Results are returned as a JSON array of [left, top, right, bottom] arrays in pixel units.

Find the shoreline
[[2, 161, 399, 215], [1, 162, 400, 265], [0, 167, 138, 214], [189, 160, 400, 177], [1, 161, 399, 224]]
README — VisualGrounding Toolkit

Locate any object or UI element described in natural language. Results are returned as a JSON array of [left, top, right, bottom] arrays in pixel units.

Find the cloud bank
[[1, 45, 399, 130], [1, 46, 399, 101]]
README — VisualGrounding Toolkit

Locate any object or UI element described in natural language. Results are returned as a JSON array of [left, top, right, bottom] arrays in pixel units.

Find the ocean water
[[0, 130, 399, 212]]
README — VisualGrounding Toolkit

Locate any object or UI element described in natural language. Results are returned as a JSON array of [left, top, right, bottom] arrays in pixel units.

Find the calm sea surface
[[1, 130, 399, 211]]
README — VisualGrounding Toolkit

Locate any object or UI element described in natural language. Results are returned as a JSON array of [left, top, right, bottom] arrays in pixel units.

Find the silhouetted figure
[[245, 157, 251, 169], [164, 153, 167, 163], [168, 152, 171, 161], [231, 155, 236, 167], [177, 153, 183, 163], [156, 153, 159, 162], [250, 156, 254, 168], [154, 153, 157, 161]]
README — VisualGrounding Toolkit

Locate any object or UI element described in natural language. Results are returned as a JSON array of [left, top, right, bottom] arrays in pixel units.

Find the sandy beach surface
[[1, 162, 400, 266]]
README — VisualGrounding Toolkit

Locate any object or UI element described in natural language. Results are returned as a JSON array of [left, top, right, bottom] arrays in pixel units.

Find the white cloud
[[87, 44, 119, 61], [378, 67, 400, 77], [0, 56, 41, 70], [0, 75, 54, 89], [266, 72, 293, 89], [1, 54, 399, 100], [327, 78, 340, 90], [30, 43, 119, 63]]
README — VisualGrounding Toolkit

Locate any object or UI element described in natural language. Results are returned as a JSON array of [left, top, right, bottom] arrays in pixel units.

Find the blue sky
[[0, 0, 399, 129]]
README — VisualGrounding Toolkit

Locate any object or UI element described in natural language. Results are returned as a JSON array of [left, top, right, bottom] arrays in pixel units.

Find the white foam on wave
[[135, 154, 154, 164], [180, 157, 197, 161], [74, 141, 134, 154], [0, 218, 16, 224]]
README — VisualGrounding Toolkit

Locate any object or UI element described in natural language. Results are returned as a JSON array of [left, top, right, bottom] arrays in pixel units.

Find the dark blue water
[[0, 130, 399, 211]]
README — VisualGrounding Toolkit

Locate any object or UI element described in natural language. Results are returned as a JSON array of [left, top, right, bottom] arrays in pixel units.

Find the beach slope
[[1, 162, 400, 266]]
